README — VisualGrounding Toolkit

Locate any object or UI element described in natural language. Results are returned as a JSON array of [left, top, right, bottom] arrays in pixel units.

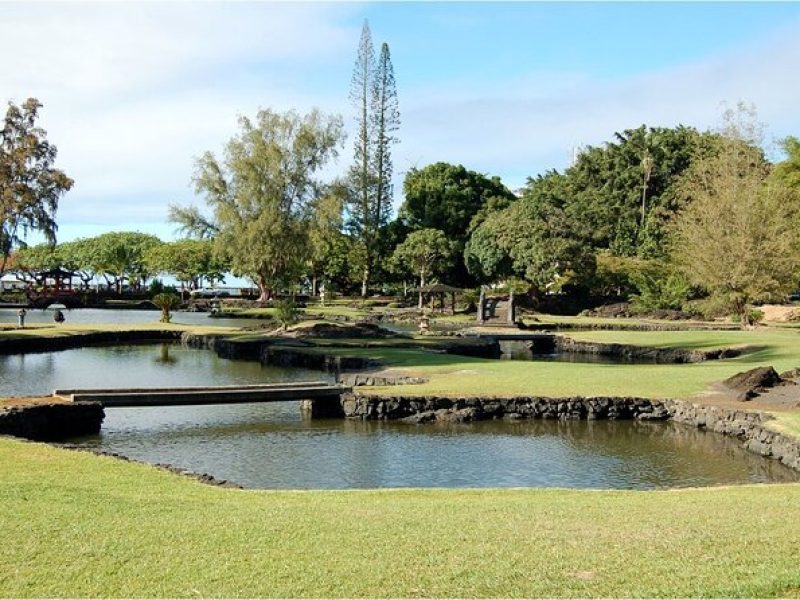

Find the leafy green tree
[[145, 239, 226, 291], [171, 108, 343, 301], [59, 238, 101, 288], [465, 189, 595, 298], [85, 232, 162, 293], [308, 187, 346, 296], [554, 125, 719, 258], [399, 162, 515, 287], [391, 228, 453, 308], [0, 98, 73, 273], [671, 109, 800, 326], [10, 243, 61, 280], [275, 297, 300, 330], [401, 162, 516, 239], [773, 136, 800, 189]]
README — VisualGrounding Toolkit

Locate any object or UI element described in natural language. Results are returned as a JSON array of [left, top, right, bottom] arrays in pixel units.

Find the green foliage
[[85, 231, 163, 292], [671, 108, 800, 325], [772, 136, 800, 189], [391, 228, 453, 287], [145, 238, 226, 290], [401, 162, 516, 238], [176, 108, 344, 301], [347, 22, 400, 296], [522, 126, 720, 259], [465, 184, 596, 294], [148, 279, 178, 296], [399, 162, 515, 287], [629, 262, 693, 312], [275, 297, 300, 329], [151, 292, 181, 323], [0, 98, 73, 272], [10, 243, 61, 276]]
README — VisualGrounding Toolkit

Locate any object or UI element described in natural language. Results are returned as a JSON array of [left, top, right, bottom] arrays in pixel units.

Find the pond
[[3, 344, 798, 490], [499, 339, 670, 364], [0, 307, 253, 329]]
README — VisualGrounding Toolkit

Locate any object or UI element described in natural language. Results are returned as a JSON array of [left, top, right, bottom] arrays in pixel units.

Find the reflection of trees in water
[[154, 344, 178, 365], [340, 418, 799, 486]]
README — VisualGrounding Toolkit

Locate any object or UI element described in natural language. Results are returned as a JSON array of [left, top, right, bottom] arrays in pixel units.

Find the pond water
[[4, 344, 799, 490], [0, 307, 253, 329], [500, 340, 666, 364]]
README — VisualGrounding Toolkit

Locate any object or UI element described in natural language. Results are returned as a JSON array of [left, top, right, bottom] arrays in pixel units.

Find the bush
[[275, 298, 301, 329], [744, 308, 764, 327], [152, 293, 181, 323]]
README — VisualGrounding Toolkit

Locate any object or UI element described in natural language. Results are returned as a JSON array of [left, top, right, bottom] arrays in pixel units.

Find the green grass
[[219, 306, 371, 319], [0, 437, 798, 598], [361, 329, 800, 399]]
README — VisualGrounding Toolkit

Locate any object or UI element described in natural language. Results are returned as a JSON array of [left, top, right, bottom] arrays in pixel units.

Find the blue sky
[[3, 1, 800, 244]]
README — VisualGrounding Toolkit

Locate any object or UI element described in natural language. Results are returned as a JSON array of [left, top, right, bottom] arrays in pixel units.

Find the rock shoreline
[[0, 402, 104, 440], [552, 336, 744, 363], [0, 329, 181, 354]]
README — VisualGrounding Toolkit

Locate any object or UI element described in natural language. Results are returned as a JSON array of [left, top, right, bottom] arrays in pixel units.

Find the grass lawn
[[0, 437, 798, 598], [356, 329, 800, 399]]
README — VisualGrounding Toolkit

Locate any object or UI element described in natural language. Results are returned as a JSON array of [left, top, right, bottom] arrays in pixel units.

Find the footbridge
[[53, 382, 350, 417]]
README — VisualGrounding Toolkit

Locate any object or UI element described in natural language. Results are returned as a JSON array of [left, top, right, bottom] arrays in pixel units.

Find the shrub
[[152, 293, 181, 323], [275, 298, 300, 329]]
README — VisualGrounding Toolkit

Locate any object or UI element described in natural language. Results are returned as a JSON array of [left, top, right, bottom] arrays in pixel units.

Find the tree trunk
[[361, 266, 370, 298], [418, 271, 426, 309], [311, 274, 318, 298]]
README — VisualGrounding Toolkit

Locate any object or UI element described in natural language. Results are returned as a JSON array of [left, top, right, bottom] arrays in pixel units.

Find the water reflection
[[0, 343, 330, 397], [3, 343, 797, 490], [80, 400, 800, 491]]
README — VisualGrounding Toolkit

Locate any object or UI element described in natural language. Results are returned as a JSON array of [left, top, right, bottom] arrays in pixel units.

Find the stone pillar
[[477, 288, 486, 324], [508, 290, 515, 325], [300, 397, 345, 419]]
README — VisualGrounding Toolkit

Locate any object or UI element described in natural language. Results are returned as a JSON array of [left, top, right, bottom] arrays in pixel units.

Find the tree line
[[3, 21, 800, 324]]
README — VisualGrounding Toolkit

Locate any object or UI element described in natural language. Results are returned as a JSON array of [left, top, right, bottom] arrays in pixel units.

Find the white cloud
[[397, 21, 800, 190], [3, 3, 799, 240]]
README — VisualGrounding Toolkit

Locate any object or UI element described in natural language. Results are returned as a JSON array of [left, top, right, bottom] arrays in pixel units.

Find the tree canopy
[[391, 228, 453, 308], [172, 108, 344, 301], [0, 98, 73, 272], [671, 111, 800, 324]]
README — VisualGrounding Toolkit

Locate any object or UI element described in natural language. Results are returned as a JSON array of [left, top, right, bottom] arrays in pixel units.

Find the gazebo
[[413, 283, 463, 314], [34, 268, 77, 296]]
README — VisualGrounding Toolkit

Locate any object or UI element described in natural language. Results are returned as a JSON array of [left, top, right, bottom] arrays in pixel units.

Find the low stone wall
[[338, 373, 429, 387], [554, 337, 743, 363], [0, 402, 104, 441], [665, 400, 800, 471], [0, 330, 181, 355], [343, 393, 800, 472], [342, 394, 670, 422], [183, 331, 390, 372]]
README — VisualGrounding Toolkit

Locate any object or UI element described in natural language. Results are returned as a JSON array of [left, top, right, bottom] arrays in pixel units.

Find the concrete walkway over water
[[53, 382, 350, 407]]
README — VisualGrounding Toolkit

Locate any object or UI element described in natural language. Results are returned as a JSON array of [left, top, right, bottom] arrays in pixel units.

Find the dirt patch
[[1, 395, 68, 407], [723, 366, 783, 400], [760, 304, 800, 322], [289, 322, 399, 339]]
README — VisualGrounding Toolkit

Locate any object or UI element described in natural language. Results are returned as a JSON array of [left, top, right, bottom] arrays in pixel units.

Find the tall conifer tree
[[347, 22, 399, 296]]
